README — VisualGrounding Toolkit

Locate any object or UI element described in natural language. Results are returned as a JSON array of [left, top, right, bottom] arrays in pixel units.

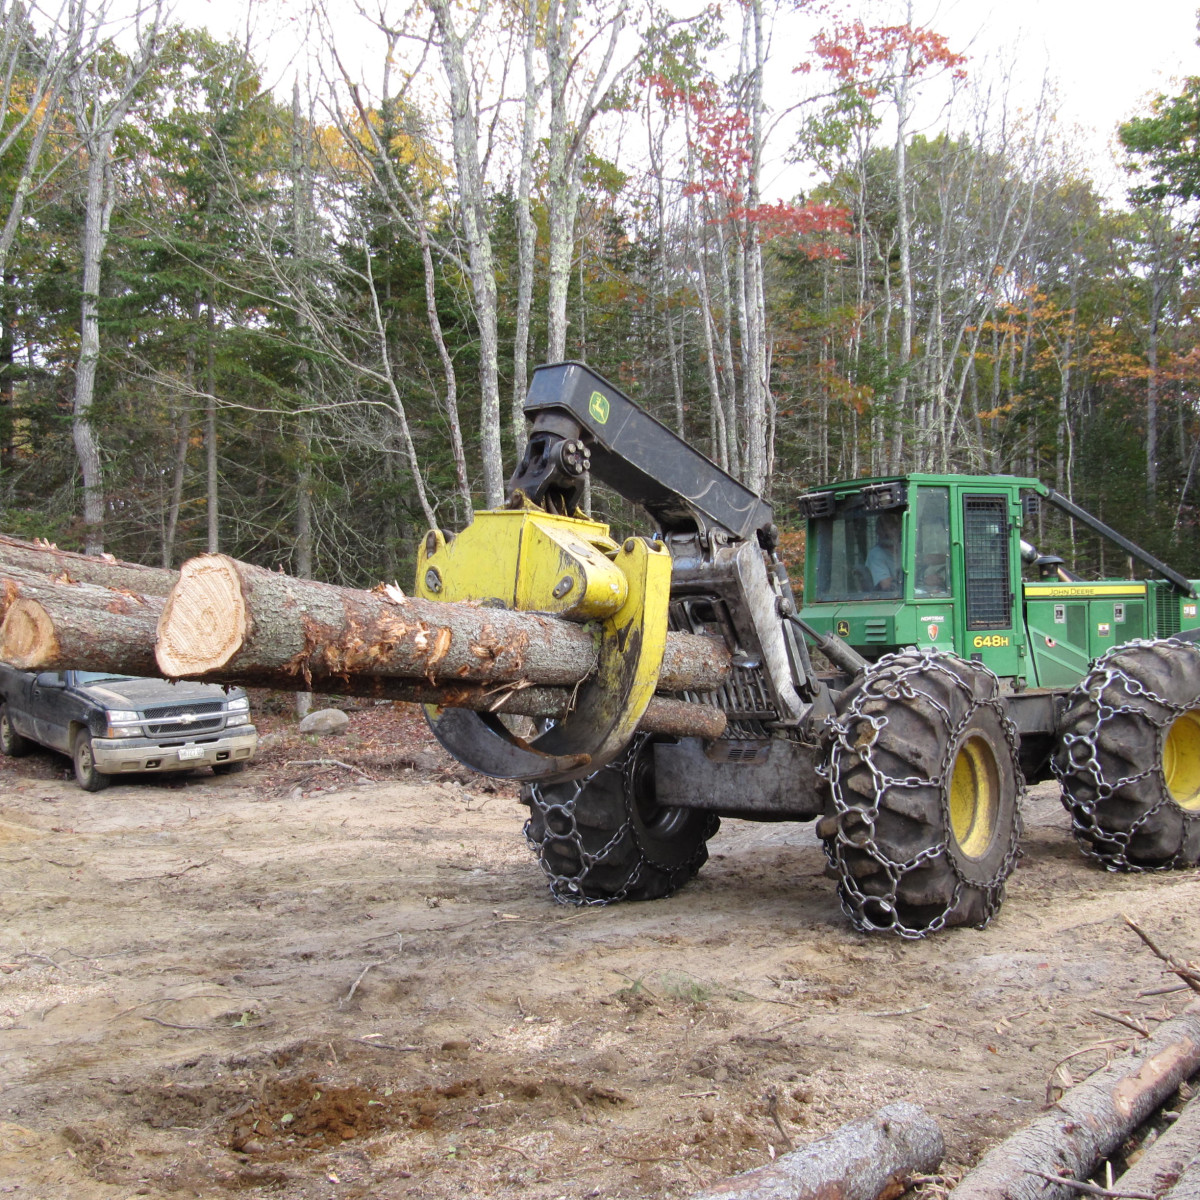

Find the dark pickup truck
[[0, 666, 258, 790]]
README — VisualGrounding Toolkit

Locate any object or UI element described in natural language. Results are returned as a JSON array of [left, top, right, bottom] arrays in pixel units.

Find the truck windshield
[[811, 504, 905, 601], [74, 672, 135, 684]]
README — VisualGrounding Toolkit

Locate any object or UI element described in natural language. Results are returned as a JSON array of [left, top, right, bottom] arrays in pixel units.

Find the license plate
[[178, 746, 205, 761]]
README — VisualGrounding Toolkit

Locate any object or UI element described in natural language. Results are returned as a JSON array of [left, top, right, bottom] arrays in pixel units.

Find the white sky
[[189, 0, 1199, 205]]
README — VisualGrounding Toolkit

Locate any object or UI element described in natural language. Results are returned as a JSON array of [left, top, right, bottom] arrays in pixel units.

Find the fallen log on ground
[[1117, 1092, 1200, 1198], [949, 1004, 1200, 1200], [0, 534, 175, 595], [687, 1101, 943, 1200], [0, 571, 164, 674], [1163, 1155, 1200, 1200], [155, 554, 731, 694]]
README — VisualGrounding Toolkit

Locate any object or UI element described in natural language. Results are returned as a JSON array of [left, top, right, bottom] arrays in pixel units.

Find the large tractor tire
[[1054, 639, 1200, 870], [819, 650, 1023, 938], [523, 734, 719, 905]]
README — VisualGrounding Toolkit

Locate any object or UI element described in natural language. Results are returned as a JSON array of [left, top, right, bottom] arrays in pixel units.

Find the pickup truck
[[0, 666, 257, 790]]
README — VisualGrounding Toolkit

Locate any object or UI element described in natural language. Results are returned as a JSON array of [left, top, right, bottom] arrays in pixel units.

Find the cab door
[[958, 492, 1022, 679]]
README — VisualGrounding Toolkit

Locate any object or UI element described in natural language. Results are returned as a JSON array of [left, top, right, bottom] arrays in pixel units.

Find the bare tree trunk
[[418, 219, 471, 521], [72, 143, 116, 555], [544, 0, 627, 362], [511, 0, 539, 458], [426, 0, 504, 507]]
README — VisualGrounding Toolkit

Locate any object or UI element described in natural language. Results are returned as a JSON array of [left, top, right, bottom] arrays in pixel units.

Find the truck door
[[959, 493, 1022, 679], [29, 671, 71, 751]]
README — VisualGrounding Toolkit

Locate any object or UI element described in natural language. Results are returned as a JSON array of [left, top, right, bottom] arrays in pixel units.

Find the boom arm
[[508, 362, 776, 543]]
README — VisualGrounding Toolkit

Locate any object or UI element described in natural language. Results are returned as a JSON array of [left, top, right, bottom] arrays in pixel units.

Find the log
[[688, 1101, 943, 1200], [1117, 1092, 1200, 1197], [0, 534, 175, 596], [950, 1004, 1200, 1200], [0, 574, 164, 674], [1162, 1156, 1200, 1200], [0, 559, 727, 739], [155, 554, 731, 694]]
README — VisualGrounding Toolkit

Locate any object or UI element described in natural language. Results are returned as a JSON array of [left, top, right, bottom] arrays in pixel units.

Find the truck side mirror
[[35, 672, 66, 689]]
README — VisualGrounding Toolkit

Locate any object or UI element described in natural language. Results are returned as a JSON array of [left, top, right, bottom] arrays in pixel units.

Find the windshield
[[74, 672, 136, 685], [810, 503, 905, 601]]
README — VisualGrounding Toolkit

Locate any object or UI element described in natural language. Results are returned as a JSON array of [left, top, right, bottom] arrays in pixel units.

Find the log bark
[[0, 556, 728, 739], [1163, 1156, 1200, 1200], [688, 1101, 943, 1200], [155, 554, 731, 694], [950, 1004, 1200, 1200], [0, 575, 163, 674], [1118, 1092, 1200, 1198], [0, 534, 175, 595]]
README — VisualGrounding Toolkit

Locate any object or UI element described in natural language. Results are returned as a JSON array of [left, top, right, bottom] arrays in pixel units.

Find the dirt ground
[[2, 701, 1199, 1200]]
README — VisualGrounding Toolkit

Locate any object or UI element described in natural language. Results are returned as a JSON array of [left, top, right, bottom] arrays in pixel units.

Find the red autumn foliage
[[811, 20, 967, 99], [645, 72, 848, 259]]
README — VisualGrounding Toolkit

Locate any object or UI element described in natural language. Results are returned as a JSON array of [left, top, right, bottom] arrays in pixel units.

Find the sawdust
[[1, 703, 1198, 1198]]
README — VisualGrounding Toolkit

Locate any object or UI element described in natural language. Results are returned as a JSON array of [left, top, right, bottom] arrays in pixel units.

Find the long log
[[0, 573, 164, 674], [0, 560, 728, 739], [688, 1102, 943, 1200], [155, 554, 731, 694], [950, 1004, 1200, 1200], [1117, 1092, 1200, 1197], [0, 534, 175, 596], [1163, 1157, 1200, 1200]]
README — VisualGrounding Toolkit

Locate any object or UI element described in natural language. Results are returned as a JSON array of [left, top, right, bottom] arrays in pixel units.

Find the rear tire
[[1054, 639, 1200, 870], [0, 703, 30, 757], [523, 734, 719, 904], [820, 650, 1023, 937], [72, 730, 111, 792]]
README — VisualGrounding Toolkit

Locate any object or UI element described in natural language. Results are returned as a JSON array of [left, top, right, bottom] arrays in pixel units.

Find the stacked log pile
[[0, 539, 730, 738]]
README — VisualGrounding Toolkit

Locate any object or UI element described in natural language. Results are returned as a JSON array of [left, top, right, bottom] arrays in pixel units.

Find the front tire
[[523, 734, 719, 904], [820, 650, 1023, 938], [73, 731, 111, 792], [0, 703, 30, 757], [212, 760, 247, 775], [1054, 639, 1200, 870]]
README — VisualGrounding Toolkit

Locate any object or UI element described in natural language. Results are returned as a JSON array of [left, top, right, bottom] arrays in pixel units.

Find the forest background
[[3, 0, 1200, 589]]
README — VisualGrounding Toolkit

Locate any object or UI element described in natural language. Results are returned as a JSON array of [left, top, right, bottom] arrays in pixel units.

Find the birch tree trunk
[[426, 0, 504, 507], [543, 0, 627, 363]]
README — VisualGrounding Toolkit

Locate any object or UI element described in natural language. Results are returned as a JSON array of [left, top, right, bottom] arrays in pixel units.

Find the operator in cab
[[867, 512, 902, 592]]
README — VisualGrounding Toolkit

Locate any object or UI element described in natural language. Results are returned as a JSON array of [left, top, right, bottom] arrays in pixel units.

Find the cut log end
[[156, 555, 247, 676], [0, 599, 60, 669]]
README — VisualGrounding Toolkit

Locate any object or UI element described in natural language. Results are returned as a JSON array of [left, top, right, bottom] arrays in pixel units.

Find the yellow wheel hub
[[949, 735, 1000, 859], [1163, 710, 1200, 809]]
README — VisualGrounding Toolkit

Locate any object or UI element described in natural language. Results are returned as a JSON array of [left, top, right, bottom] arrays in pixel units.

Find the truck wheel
[[1054, 639, 1200, 870], [0, 703, 30, 756], [820, 650, 1023, 937], [72, 731, 112, 792], [523, 734, 719, 904], [212, 760, 247, 775]]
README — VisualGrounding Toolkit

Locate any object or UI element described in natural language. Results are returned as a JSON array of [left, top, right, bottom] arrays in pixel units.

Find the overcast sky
[[193, 0, 1199, 204]]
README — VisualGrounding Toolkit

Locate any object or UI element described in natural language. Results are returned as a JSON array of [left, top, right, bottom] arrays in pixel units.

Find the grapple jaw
[[415, 506, 671, 783]]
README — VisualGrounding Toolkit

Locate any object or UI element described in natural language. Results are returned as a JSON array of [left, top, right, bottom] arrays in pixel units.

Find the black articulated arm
[[1043, 489, 1196, 597], [508, 362, 776, 543]]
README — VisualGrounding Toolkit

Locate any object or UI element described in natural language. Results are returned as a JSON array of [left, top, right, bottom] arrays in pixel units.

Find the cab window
[[811, 503, 904, 601], [914, 487, 951, 597]]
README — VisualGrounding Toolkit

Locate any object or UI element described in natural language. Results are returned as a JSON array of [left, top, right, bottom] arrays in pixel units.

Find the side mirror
[[35, 672, 66, 689]]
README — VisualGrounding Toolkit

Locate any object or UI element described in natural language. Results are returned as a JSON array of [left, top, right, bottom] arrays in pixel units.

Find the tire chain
[[523, 734, 654, 906], [1053, 638, 1200, 871], [820, 649, 1024, 939]]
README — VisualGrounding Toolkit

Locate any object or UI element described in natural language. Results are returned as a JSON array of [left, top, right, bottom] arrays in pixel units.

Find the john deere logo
[[588, 391, 610, 424], [836, 619, 850, 638]]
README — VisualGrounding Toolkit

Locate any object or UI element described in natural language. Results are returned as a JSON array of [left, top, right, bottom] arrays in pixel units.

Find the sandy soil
[[1, 701, 1198, 1200]]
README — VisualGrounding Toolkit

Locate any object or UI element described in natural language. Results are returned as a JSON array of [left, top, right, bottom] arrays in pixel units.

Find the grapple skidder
[[415, 362, 1200, 937]]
